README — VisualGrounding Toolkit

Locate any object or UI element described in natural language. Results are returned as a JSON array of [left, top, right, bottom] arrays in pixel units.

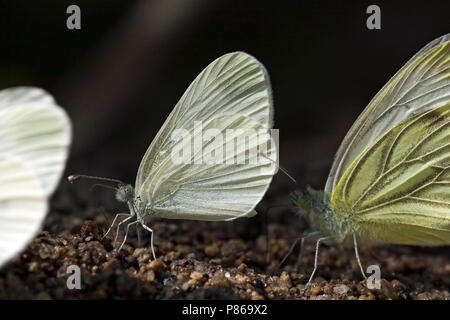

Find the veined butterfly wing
[[0, 87, 72, 196], [325, 34, 450, 202], [0, 86, 55, 108], [135, 52, 276, 220], [0, 156, 47, 267], [141, 113, 276, 221], [331, 102, 449, 244]]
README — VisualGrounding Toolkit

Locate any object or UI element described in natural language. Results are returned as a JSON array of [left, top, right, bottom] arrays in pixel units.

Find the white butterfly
[[69, 52, 278, 258], [0, 87, 72, 268]]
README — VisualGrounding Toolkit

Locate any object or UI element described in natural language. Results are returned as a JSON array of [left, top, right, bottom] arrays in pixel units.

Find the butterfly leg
[[102, 213, 130, 240], [141, 223, 156, 260], [278, 237, 303, 270], [118, 220, 139, 251], [303, 236, 330, 292], [278, 231, 321, 271], [114, 215, 134, 245], [136, 224, 142, 247], [353, 233, 367, 279], [294, 237, 305, 272]]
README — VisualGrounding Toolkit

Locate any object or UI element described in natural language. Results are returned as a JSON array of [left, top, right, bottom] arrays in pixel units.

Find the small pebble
[[190, 271, 204, 281], [148, 259, 167, 272], [309, 283, 321, 295], [235, 274, 250, 285], [252, 278, 266, 289], [205, 243, 220, 257], [145, 270, 156, 282], [237, 263, 247, 273], [35, 292, 52, 300], [280, 272, 292, 288], [333, 284, 350, 296], [28, 261, 39, 273]]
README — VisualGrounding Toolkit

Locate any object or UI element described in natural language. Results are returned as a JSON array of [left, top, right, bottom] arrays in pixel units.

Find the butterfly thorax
[[297, 186, 350, 243], [114, 184, 153, 223], [129, 195, 154, 225]]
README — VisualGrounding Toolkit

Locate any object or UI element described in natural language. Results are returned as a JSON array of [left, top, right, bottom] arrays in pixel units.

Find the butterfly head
[[293, 186, 346, 241], [291, 186, 321, 216], [291, 186, 328, 222], [115, 184, 135, 202], [296, 190, 312, 214]]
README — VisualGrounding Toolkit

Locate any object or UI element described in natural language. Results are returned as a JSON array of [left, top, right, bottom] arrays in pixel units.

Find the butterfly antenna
[[67, 174, 125, 186], [89, 183, 118, 192], [259, 151, 297, 184]]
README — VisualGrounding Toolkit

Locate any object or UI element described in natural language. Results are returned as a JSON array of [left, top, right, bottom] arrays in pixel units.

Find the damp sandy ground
[[0, 184, 448, 300]]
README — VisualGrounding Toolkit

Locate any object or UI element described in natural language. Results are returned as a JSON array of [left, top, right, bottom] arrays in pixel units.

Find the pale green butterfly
[[69, 52, 278, 259], [287, 34, 450, 289], [0, 87, 72, 268]]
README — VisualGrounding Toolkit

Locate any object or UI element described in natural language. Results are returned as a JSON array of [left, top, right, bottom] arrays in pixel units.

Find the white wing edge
[[0, 155, 48, 268], [39, 103, 72, 196], [0, 86, 56, 110], [0, 87, 72, 197]]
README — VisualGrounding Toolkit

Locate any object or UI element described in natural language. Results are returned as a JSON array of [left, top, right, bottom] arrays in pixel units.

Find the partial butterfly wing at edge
[[0, 87, 72, 196], [0, 156, 47, 267], [324, 34, 450, 202], [330, 102, 449, 245]]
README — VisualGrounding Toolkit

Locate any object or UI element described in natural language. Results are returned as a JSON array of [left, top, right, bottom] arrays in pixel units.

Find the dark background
[[1, 0, 449, 191]]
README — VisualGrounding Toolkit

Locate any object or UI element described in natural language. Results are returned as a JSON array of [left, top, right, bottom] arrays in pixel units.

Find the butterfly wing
[[135, 52, 276, 221], [0, 86, 56, 108], [325, 34, 450, 202], [0, 156, 47, 267], [138, 114, 276, 221], [331, 102, 449, 245], [135, 52, 273, 189], [0, 87, 72, 196]]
